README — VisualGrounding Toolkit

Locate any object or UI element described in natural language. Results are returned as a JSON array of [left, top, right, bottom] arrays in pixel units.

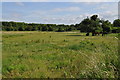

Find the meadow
[[2, 31, 119, 78]]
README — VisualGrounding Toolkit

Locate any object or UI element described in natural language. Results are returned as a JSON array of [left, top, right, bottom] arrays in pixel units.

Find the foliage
[[113, 19, 120, 27], [1, 15, 120, 33], [80, 15, 102, 33], [2, 22, 76, 32], [101, 20, 112, 33]]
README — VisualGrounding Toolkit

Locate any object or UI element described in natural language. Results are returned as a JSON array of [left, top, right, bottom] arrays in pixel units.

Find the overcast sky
[[2, 2, 118, 24]]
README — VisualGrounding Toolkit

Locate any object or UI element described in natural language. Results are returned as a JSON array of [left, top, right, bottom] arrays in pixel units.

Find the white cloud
[[32, 10, 47, 15], [2, 1, 118, 24], [97, 3, 117, 10], [2, 0, 119, 2], [100, 11, 118, 21], [52, 7, 80, 12], [2, 0, 49, 2], [12, 13, 21, 17], [94, 2, 118, 22], [72, 0, 117, 1], [3, 12, 23, 21], [40, 15, 86, 24], [16, 2, 24, 6]]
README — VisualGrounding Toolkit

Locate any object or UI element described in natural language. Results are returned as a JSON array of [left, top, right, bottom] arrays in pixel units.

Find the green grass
[[2, 31, 119, 78]]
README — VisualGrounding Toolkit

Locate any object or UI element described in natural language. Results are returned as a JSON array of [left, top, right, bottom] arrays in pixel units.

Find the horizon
[[2, 2, 118, 25]]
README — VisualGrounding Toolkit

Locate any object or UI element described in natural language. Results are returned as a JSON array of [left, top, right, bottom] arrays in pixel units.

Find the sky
[[2, 2, 118, 25], [1, 0, 120, 2]]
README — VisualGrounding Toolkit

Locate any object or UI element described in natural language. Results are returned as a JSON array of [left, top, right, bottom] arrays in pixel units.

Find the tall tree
[[90, 15, 98, 21], [113, 19, 120, 27], [102, 20, 112, 33]]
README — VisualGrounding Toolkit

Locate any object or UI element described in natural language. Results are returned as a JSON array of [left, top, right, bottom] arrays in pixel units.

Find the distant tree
[[91, 20, 102, 31], [113, 19, 120, 27], [112, 19, 120, 33], [111, 27, 120, 33], [2, 16, 117, 33], [25, 26, 33, 31], [48, 26, 54, 31], [57, 27, 65, 32], [90, 15, 98, 21], [80, 15, 103, 36], [102, 20, 112, 33], [80, 18, 92, 32], [42, 25, 48, 31], [38, 26, 42, 31], [6, 22, 13, 31], [74, 24, 81, 30], [32, 26, 38, 31]]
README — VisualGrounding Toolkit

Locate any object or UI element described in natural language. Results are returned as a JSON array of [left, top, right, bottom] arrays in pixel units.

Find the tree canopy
[[1, 15, 120, 33], [113, 19, 120, 27]]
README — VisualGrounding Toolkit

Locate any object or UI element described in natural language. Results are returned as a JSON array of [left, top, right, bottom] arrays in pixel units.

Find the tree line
[[1, 15, 120, 33], [2, 22, 77, 32]]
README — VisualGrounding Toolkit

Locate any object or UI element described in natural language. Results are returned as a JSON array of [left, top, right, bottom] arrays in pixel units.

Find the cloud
[[12, 13, 21, 17], [52, 7, 80, 12], [3, 12, 23, 21], [2, 0, 119, 2], [41, 15, 86, 24], [32, 10, 47, 15], [94, 2, 118, 22], [16, 2, 24, 6], [96, 3, 117, 10], [2, 1, 118, 24], [2, 0, 49, 2], [71, 0, 115, 2], [24, 7, 81, 20], [100, 11, 118, 21], [30, 0, 48, 1]]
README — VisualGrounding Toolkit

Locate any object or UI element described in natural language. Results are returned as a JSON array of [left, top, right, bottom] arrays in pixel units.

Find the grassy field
[[2, 31, 119, 78]]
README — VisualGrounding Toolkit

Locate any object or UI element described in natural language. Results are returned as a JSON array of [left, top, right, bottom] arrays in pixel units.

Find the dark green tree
[[102, 20, 112, 33], [90, 15, 98, 21], [42, 25, 48, 31], [57, 27, 65, 32], [113, 19, 120, 27]]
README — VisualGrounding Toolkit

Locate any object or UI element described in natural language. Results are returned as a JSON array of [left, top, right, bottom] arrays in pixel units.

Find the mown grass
[[2, 31, 119, 78]]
